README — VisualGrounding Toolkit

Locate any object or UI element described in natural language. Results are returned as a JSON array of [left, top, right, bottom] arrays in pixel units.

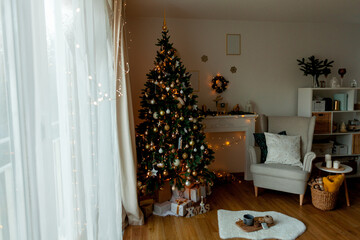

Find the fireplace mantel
[[203, 115, 257, 180]]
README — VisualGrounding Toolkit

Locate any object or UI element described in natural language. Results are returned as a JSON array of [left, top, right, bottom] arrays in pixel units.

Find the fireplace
[[203, 115, 257, 180]]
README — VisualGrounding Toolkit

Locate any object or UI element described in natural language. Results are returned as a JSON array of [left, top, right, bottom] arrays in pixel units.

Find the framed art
[[189, 70, 200, 92], [226, 34, 241, 55]]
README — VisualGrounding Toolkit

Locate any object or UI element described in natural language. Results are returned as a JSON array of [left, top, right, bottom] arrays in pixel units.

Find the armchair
[[249, 115, 316, 205]]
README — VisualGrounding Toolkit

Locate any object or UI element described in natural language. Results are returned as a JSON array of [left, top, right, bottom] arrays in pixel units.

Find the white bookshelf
[[298, 88, 360, 177]]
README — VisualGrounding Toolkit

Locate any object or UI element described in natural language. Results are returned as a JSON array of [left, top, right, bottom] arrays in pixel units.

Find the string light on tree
[[136, 16, 215, 194]]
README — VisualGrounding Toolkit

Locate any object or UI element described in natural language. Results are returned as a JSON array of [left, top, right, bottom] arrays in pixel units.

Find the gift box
[[153, 201, 171, 215], [171, 198, 192, 216], [140, 198, 154, 218], [155, 181, 171, 203], [172, 187, 185, 198], [184, 185, 205, 202]]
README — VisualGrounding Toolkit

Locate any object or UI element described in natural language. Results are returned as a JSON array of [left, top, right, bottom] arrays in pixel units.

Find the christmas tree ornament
[[150, 99, 155, 104], [166, 87, 170, 92], [187, 168, 192, 173], [180, 90, 184, 94], [171, 185, 176, 191], [155, 81, 159, 85], [185, 144, 189, 148], [153, 112, 159, 119], [175, 113, 179, 118], [167, 50, 171, 55], [190, 155, 194, 159], [170, 83, 175, 88], [147, 171, 152, 177], [166, 109, 170, 114], [164, 124, 170, 131], [187, 105, 192, 110], [145, 144, 150, 149], [192, 171, 197, 176], [171, 149, 176, 153], [145, 130, 148, 135], [185, 164, 189, 169], [160, 110, 165, 116], [159, 130, 163, 134], [159, 148, 164, 154], [186, 176, 192, 180], [157, 162, 164, 168], [153, 127, 158, 132], [179, 116, 184, 121], [174, 159, 180, 166], [161, 95, 166, 100], [163, 169, 169, 176], [137, 181, 142, 187], [185, 180, 191, 187], [189, 140, 195, 146], [193, 148, 197, 152], [193, 125, 198, 130], [177, 103, 183, 109], [200, 145, 205, 150]]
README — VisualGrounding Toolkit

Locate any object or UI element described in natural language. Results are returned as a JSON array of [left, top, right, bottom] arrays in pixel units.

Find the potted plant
[[297, 56, 334, 88]]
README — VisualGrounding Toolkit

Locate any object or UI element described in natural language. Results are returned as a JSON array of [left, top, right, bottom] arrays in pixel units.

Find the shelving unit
[[298, 88, 360, 178]]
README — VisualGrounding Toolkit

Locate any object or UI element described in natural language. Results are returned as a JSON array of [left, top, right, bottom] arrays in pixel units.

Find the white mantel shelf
[[203, 114, 258, 180]]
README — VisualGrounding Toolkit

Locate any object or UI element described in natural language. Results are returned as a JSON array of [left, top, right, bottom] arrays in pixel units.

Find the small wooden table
[[315, 162, 353, 206]]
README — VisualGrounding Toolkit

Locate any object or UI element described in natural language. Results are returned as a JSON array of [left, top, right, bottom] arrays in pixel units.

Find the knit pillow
[[253, 131, 286, 163], [264, 132, 302, 167]]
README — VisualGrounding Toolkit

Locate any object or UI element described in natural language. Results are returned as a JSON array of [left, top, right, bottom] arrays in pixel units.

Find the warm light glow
[[225, 141, 230, 145]]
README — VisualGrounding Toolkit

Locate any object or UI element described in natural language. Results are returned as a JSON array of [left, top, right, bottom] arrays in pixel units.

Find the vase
[[312, 76, 319, 88]]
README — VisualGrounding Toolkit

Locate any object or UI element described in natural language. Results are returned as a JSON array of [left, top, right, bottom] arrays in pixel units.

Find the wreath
[[211, 75, 229, 93]]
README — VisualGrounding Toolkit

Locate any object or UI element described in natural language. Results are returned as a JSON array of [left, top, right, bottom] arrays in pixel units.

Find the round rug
[[217, 210, 306, 240]]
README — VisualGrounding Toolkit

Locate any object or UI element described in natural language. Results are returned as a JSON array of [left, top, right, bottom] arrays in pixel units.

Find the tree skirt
[[217, 210, 306, 240]]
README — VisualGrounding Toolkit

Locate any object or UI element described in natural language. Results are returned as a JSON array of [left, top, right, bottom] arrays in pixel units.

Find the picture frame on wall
[[189, 70, 200, 92], [226, 34, 241, 55]]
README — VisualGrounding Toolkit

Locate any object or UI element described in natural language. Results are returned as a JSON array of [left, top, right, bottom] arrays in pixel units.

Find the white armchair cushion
[[264, 132, 302, 167]]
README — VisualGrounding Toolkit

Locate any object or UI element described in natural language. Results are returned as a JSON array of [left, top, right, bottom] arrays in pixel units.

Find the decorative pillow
[[264, 132, 303, 167], [253, 131, 286, 163]]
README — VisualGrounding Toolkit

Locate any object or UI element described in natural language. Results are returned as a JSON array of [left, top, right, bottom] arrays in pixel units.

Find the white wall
[[127, 17, 360, 124]]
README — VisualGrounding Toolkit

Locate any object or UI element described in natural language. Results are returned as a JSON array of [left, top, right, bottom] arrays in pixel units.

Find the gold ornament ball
[[163, 170, 169, 176], [171, 148, 176, 153], [179, 116, 184, 121], [153, 127, 158, 132], [193, 125, 198, 130], [187, 105, 192, 110], [144, 130, 148, 135], [164, 124, 170, 131], [175, 113, 179, 118], [182, 153, 188, 159], [161, 95, 166, 100], [187, 168, 192, 173], [177, 103, 183, 109], [145, 144, 150, 149], [147, 171, 152, 176], [160, 110, 165, 116], [185, 164, 189, 169], [189, 140, 195, 146], [170, 83, 175, 88], [192, 171, 197, 177]]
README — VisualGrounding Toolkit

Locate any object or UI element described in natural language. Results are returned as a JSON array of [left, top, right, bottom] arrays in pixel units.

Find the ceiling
[[126, 0, 360, 24]]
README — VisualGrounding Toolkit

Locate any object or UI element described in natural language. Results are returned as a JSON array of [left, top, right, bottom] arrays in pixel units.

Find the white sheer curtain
[[0, 0, 122, 239]]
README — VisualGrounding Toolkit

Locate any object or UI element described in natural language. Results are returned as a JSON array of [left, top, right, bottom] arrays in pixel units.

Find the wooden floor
[[124, 178, 360, 240]]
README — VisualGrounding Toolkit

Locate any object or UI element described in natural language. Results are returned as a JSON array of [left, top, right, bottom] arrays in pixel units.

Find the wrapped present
[[153, 201, 171, 215], [171, 198, 192, 216], [155, 181, 171, 203], [184, 185, 204, 202], [172, 187, 185, 198], [140, 203, 153, 218]]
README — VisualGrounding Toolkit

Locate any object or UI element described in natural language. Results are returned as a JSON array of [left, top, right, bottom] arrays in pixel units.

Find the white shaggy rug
[[217, 210, 306, 240]]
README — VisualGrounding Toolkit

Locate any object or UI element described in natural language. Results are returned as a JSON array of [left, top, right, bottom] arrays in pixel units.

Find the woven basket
[[311, 185, 338, 211]]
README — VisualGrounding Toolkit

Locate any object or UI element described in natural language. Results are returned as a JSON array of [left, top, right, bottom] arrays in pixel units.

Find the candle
[[326, 160, 332, 168], [333, 161, 340, 169], [325, 154, 331, 161]]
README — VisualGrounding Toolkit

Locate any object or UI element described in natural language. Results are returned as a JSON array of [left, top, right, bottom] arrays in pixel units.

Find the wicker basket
[[311, 185, 338, 211]]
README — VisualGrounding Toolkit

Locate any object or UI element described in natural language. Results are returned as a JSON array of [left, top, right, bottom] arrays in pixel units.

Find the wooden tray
[[236, 217, 275, 232]]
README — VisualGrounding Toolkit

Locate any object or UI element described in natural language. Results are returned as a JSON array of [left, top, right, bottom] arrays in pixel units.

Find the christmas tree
[[136, 20, 215, 195]]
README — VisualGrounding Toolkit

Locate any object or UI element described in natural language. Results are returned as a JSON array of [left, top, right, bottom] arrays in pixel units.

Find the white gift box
[[184, 185, 206, 202], [170, 198, 192, 216], [172, 188, 185, 198], [153, 201, 171, 215]]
